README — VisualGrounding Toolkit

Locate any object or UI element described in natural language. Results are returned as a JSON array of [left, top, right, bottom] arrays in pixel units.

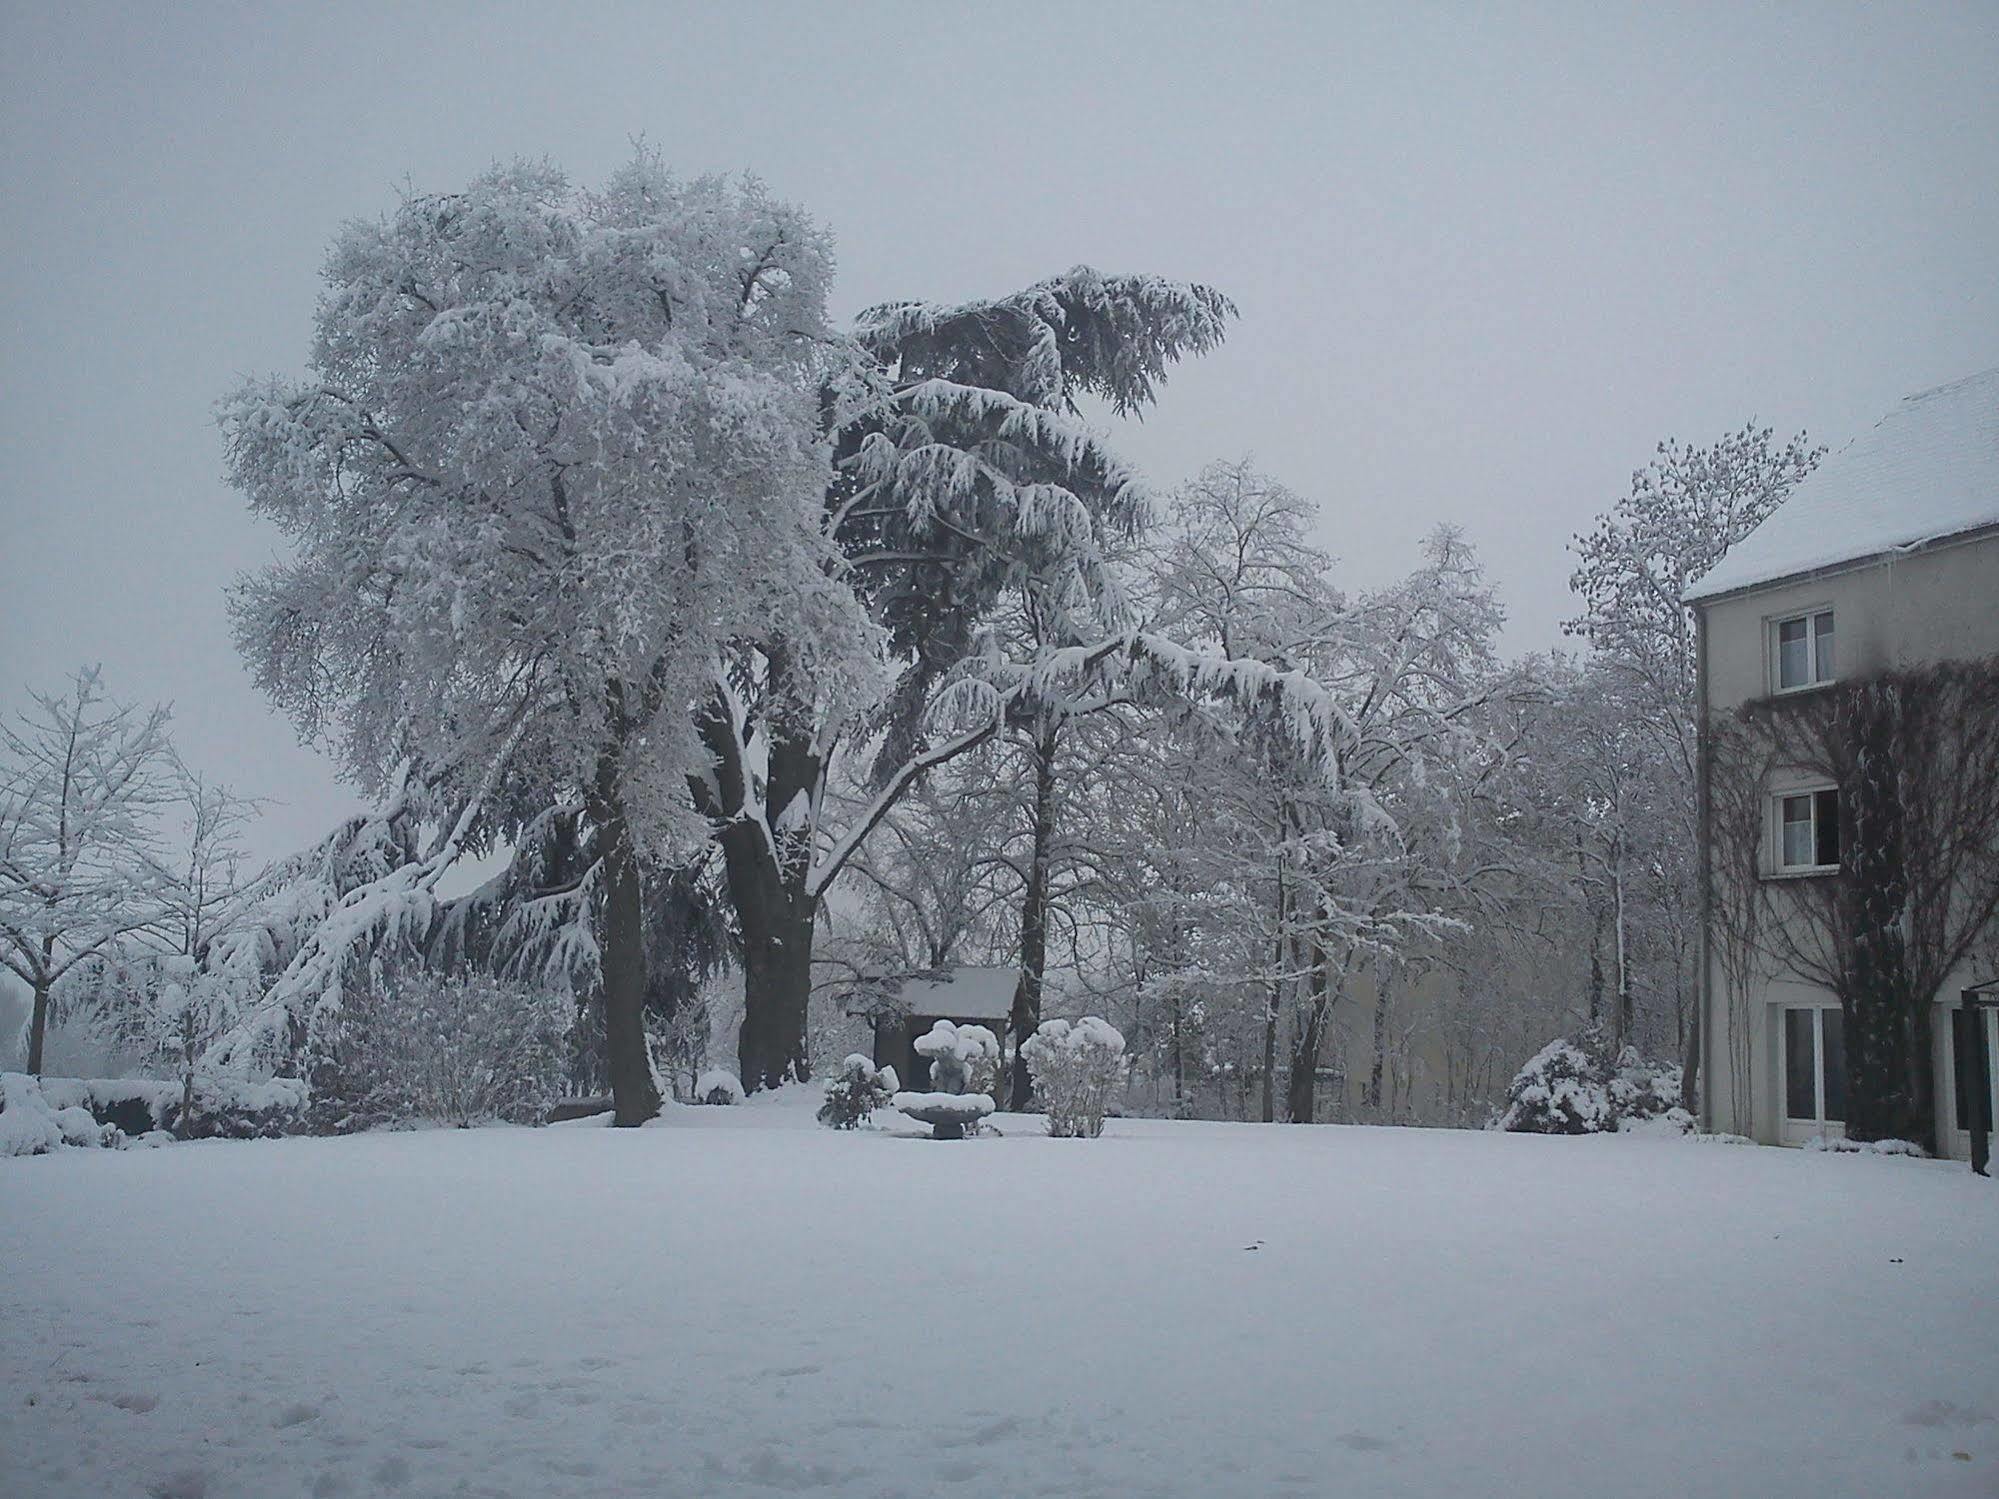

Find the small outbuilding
[[845, 965, 1019, 1091]]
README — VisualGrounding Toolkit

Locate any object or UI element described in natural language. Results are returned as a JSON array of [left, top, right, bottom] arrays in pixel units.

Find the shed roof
[[856, 965, 1019, 1021], [1685, 367, 1999, 602]]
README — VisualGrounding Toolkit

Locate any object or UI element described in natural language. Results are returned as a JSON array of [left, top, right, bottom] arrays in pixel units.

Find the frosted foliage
[[307, 969, 573, 1132], [222, 155, 883, 868], [1494, 1036, 1683, 1135], [816, 1054, 896, 1129], [1022, 1017, 1126, 1138]]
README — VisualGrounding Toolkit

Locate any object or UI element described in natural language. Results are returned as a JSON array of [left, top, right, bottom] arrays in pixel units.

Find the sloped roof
[[1686, 367, 1999, 602], [848, 965, 1019, 1021], [894, 965, 1018, 1019]]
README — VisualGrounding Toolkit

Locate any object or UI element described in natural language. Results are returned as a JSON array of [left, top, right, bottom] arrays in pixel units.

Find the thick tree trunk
[[1008, 723, 1058, 1109], [1286, 939, 1332, 1124], [26, 974, 51, 1076], [1679, 1001, 1701, 1114], [718, 820, 816, 1093], [589, 778, 661, 1128]]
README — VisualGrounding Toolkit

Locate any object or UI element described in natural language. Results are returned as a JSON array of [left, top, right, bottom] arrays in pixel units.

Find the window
[[1773, 609, 1835, 691], [1776, 788, 1840, 872], [1783, 1007, 1846, 1124]]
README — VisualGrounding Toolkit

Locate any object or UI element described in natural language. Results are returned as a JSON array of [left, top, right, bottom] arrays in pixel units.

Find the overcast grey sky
[[3, 0, 1996, 863]]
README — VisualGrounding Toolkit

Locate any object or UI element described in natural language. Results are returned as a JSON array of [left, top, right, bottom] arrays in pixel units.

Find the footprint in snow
[[275, 1401, 322, 1428]]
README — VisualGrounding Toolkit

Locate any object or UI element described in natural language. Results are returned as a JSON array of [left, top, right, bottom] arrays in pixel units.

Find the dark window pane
[[1813, 612, 1835, 680], [1954, 1008, 1976, 1132], [1778, 618, 1809, 688], [1820, 1009, 1845, 1123], [1782, 795, 1814, 867], [1814, 790, 1840, 867], [1785, 1009, 1817, 1120]]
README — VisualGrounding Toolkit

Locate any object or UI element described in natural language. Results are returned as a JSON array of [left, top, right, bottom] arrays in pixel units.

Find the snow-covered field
[[4, 1093, 1996, 1499]]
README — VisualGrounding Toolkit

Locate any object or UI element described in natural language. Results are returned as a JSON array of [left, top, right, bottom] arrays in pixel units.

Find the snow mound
[[694, 1069, 746, 1105], [1, 1073, 121, 1156]]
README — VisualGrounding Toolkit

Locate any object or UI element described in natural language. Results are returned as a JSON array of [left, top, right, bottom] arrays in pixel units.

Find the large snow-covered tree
[[222, 158, 880, 1124], [1566, 424, 1821, 1101], [0, 667, 177, 1074], [694, 267, 1237, 1089]]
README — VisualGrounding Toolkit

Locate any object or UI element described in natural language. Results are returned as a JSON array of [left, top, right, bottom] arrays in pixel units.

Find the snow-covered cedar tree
[[305, 969, 573, 1132], [221, 155, 881, 1126], [1493, 1033, 1684, 1135], [698, 266, 1237, 1094], [694, 1067, 745, 1105], [1021, 1016, 1127, 1138], [0, 668, 176, 1075], [893, 1020, 998, 1138], [816, 1053, 898, 1128]]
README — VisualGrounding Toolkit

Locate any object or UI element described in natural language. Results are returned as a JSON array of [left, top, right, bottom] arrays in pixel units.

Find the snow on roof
[[882, 965, 1019, 1020], [1685, 367, 1999, 602]]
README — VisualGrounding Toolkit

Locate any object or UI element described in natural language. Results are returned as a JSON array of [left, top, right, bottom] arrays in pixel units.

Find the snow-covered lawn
[[4, 1094, 1996, 1499]]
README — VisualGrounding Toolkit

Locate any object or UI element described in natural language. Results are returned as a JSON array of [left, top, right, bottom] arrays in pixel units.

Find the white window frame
[[1779, 1004, 1845, 1140], [1769, 607, 1836, 694], [1770, 784, 1840, 876]]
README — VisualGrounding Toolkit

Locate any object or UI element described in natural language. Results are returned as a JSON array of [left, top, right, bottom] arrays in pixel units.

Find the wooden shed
[[846, 965, 1019, 1091]]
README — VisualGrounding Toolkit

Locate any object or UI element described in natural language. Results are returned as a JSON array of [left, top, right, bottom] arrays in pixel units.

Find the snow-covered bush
[[1021, 1017, 1127, 1138], [37, 1074, 306, 1140], [307, 969, 573, 1131], [817, 1054, 898, 1129], [694, 1068, 745, 1106], [1494, 1035, 1683, 1135], [1, 1072, 121, 1156], [1804, 1135, 1927, 1157]]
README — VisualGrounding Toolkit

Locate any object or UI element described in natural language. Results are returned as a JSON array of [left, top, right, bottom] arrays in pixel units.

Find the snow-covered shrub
[[1021, 1017, 1127, 1138], [817, 1054, 897, 1129], [1, 1072, 122, 1156], [694, 1068, 745, 1105], [34, 1074, 306, 1140], [894, 1021, 998, 1139], [307, 969, 573, 1131], [1494, 1035, 1684, 1135], [1803, 1135, 1927, 1157]]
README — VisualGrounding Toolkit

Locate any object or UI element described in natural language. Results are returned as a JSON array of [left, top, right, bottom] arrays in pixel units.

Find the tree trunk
[[1365, 971, 1392, 1112], [26, 973, 51, 1076], [1679, 1001, 1701, 1114], [589, 773, 661, 1128], [1611, 840, 1633, 1054], [1286, 937, 1332, 1124], [719, 818, 816, 1093], [1008, 723, 1058, 1109]]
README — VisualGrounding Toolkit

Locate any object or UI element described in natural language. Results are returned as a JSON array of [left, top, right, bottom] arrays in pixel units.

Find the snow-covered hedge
[[1, 1073, 309, 1152], [817, 1054, 897, 1129], [1021, 1017, 1127, 1138], [694, 1068, 746, 1106], [1494, 1036, 1683, 1135]]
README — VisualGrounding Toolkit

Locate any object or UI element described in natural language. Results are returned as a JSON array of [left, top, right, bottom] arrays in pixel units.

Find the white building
[[1686, 368, 1999, 1156]]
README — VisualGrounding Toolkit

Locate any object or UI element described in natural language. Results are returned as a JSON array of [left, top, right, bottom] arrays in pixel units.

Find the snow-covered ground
[[4, 1092, 1996, 1499]]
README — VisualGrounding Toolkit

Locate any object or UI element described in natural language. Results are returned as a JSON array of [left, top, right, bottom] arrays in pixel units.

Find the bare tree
[[0, 667, 176, 1073]]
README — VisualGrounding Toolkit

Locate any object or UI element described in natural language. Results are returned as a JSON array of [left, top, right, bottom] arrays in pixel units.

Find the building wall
[[1700, 529, 1999, 1154]]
